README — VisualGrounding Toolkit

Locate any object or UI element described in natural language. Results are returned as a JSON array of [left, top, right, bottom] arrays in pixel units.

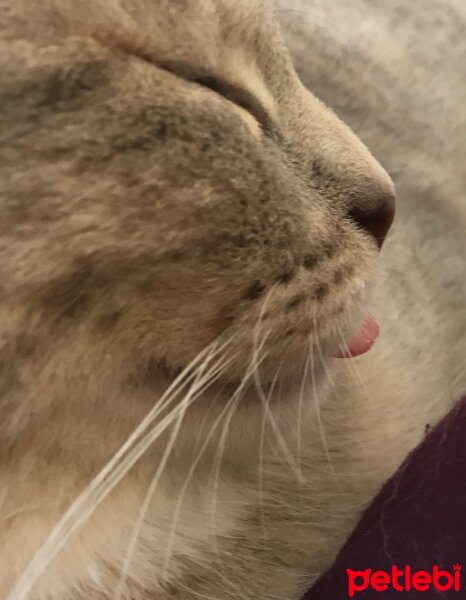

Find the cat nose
[[348, 186, 396, 249]]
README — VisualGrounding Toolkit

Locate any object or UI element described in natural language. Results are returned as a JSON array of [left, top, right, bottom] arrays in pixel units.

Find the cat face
[[1, 3, 398, 596], [1, 0, 395, 415]]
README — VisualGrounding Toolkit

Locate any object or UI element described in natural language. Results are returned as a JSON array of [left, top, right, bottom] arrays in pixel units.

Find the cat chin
[[137, 288, 375, 416], [143, 325, 350, 404], [149, 366, 333, 471]]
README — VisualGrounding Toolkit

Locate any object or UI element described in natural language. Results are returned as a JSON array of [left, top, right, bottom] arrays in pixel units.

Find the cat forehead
[[4, 0, 276, 45], [124, 0, 281, 63], [4, 0, 286, 83], [117, 0, 286, 117], [126, 0, 274, 29]]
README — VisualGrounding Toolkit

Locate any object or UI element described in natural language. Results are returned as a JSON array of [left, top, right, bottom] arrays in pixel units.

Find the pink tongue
[[335, 314, 379, 358]]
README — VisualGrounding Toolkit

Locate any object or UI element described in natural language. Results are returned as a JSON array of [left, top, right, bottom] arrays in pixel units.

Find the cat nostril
[[349, 187, 396, 249]]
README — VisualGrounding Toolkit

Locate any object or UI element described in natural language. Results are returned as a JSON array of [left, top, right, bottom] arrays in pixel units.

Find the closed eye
[[189, 74, 273, 132], [154, 60, 273, 133]]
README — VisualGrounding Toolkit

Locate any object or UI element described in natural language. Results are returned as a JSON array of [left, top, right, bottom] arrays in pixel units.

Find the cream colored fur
[[1, 1, 465, 599]]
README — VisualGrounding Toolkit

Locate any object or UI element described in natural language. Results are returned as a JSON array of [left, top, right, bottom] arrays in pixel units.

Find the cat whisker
[[308, 334, 337, 481], [296, 339, 311, 488], [253, 371, 305, 485], [161, 351, 257, 578], [277, 4, 346, 39], [160, 393, 236, 579], [258, 361, 283, 540], [176, 576, 246, 600], [248, 288, 305, 485], [250, 283, 278, 387], [335, 320, 376, 410], [313, 316, 336, 387], [113, 341, 233, 599], [208, 330, 272, 554], [8, 336, 235, 600]]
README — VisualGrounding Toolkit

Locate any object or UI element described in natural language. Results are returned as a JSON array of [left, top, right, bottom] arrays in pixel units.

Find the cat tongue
[[334, 314, 379, 358]]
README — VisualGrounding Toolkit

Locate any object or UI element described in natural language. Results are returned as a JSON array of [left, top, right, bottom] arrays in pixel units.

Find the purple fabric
[[302, 396, 466, 599]]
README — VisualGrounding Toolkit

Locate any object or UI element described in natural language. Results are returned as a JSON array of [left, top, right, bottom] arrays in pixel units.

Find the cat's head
[[1, 5, 396, 593], [1, 0, 395, 435]]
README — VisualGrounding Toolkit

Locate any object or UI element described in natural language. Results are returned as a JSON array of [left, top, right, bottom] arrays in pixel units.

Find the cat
[[1, 0, 465, 599]]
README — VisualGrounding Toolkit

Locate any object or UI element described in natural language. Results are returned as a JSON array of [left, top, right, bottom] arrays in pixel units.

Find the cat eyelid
[[155, 59, 273, 133]]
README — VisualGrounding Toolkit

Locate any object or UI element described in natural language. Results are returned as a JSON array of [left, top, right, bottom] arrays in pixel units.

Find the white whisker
[[296, 347, 311, 486], [113, 340, 231, 599], [335, 320, 375, 409], [258, 360, 283, 538], [313, 317, 335, 387], [208, 329, 271, 553], [8, 336, 235, 600], [160, 354, 245, 578], [309, 335, 337, 480]]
